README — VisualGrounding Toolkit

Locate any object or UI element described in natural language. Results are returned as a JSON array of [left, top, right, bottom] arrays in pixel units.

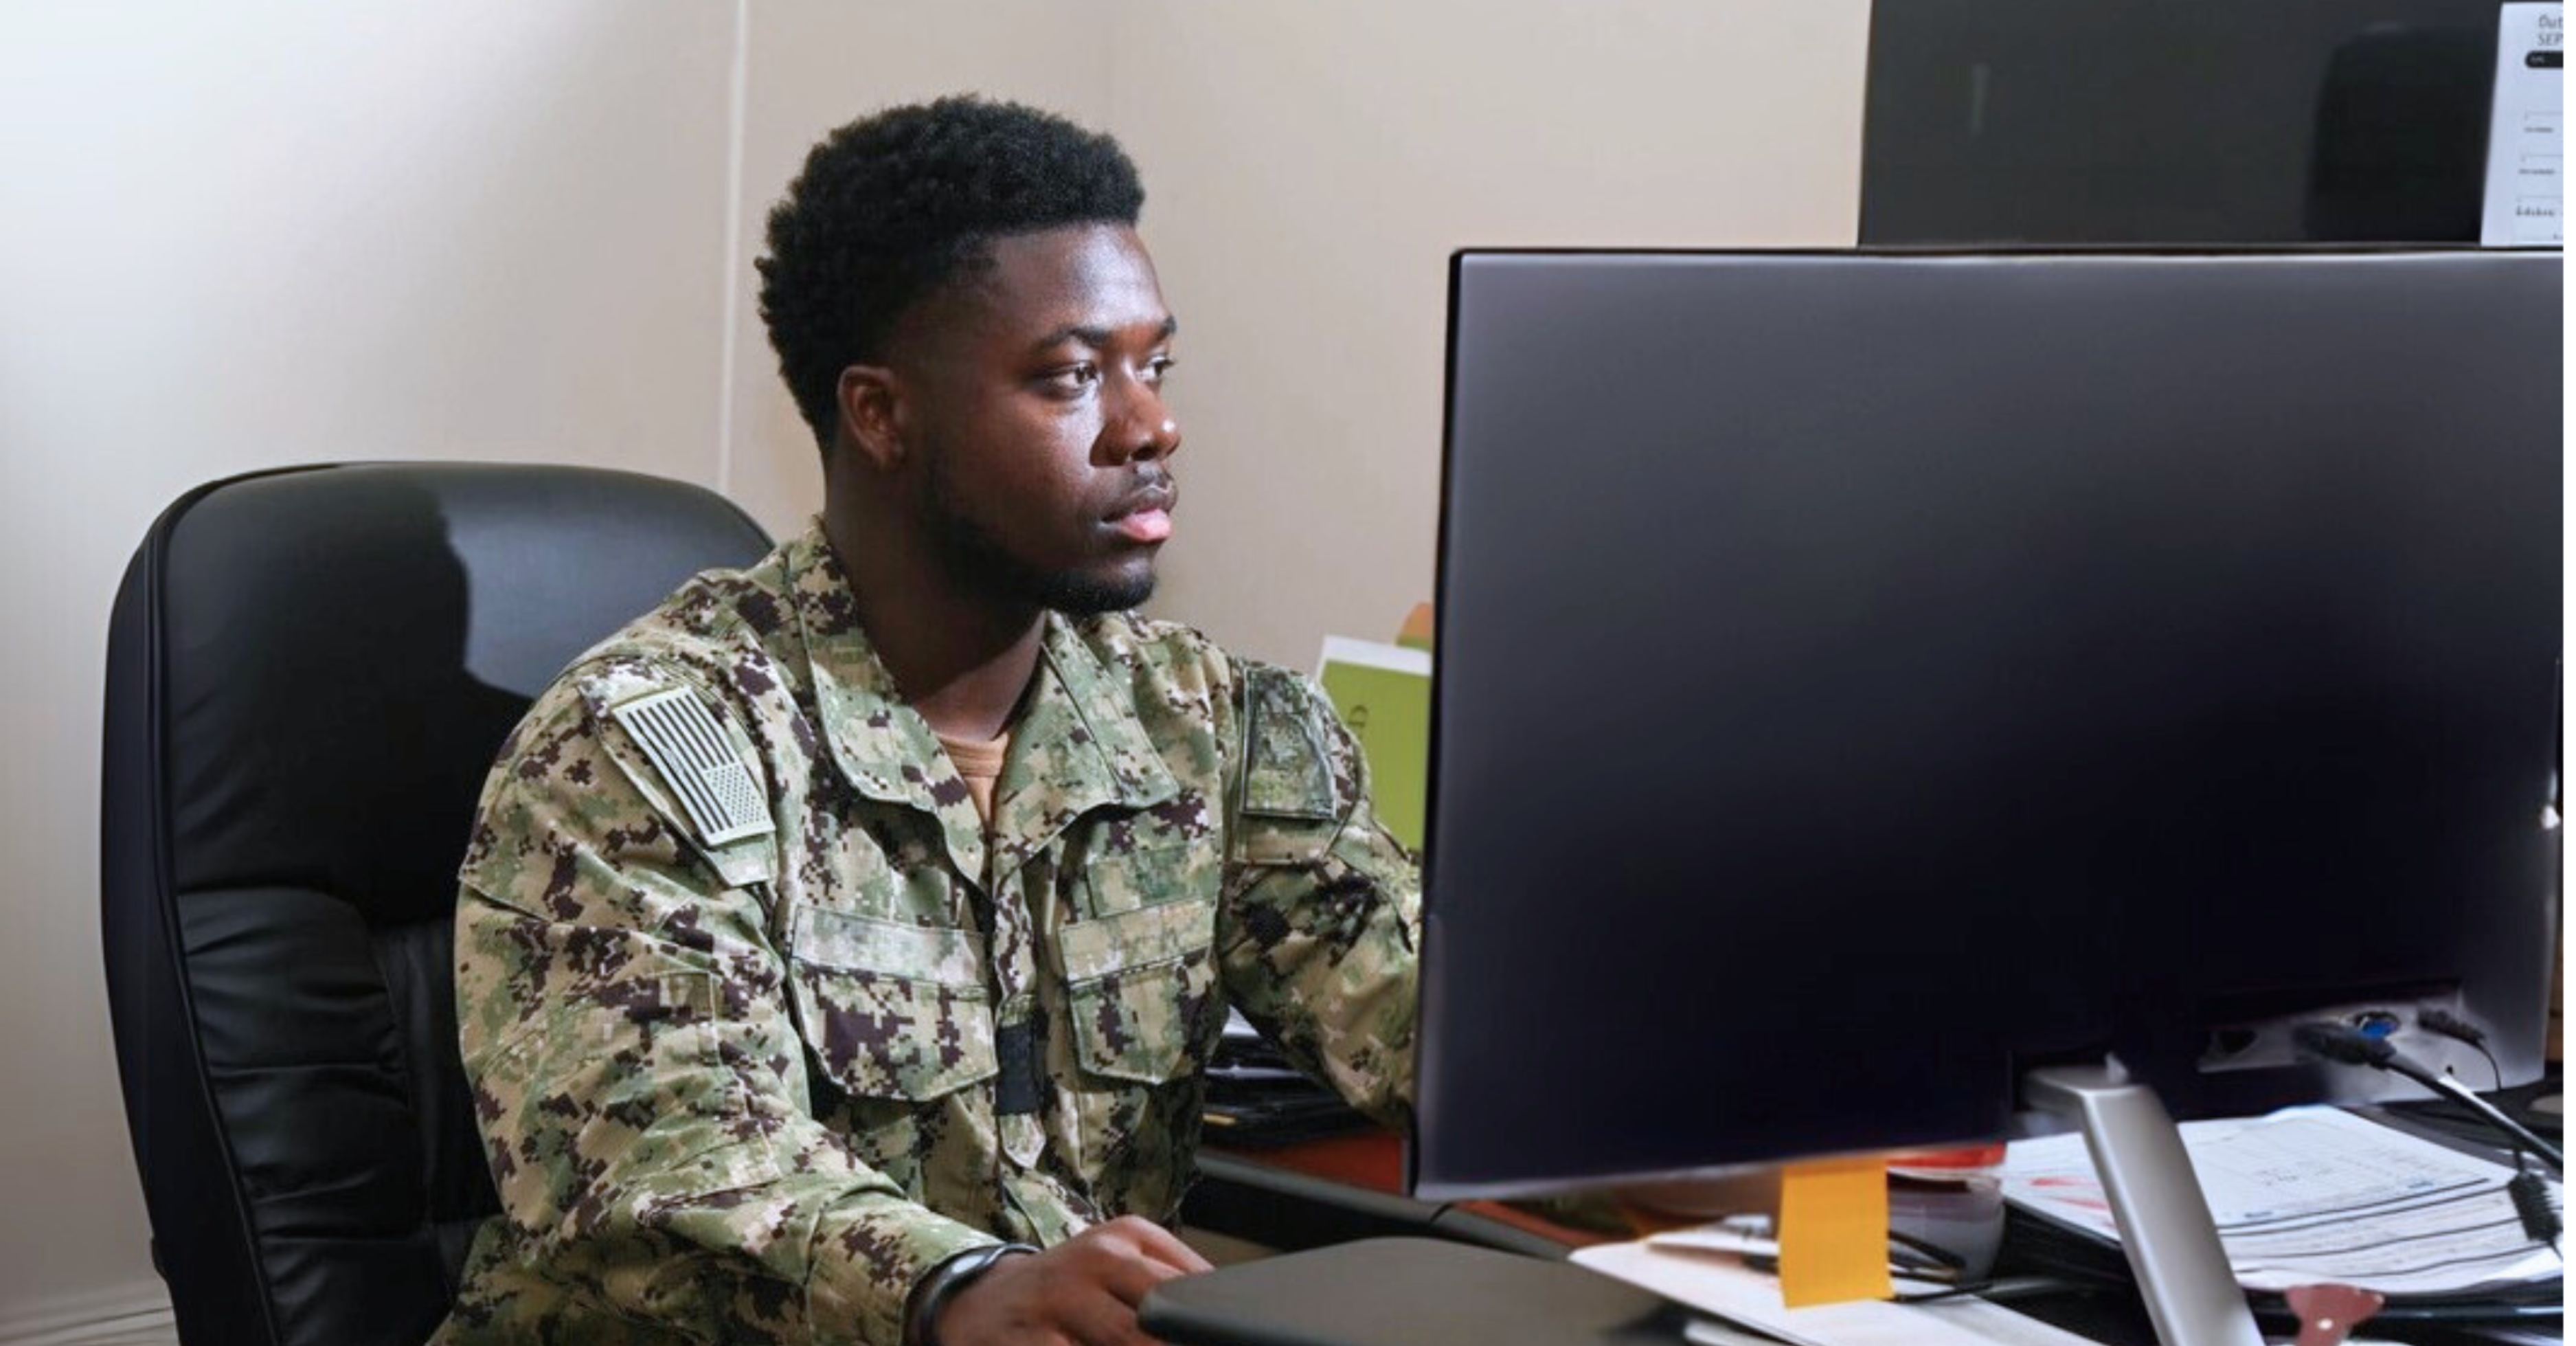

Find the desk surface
[[1186, 1120, 2565, 1346]]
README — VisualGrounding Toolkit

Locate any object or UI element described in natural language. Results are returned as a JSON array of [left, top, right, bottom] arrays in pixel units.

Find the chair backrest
[[102, 462, 773, 1346]]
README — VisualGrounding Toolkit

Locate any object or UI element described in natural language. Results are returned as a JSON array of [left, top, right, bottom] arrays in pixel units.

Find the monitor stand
[[2022, 1063, 2264, 1346]]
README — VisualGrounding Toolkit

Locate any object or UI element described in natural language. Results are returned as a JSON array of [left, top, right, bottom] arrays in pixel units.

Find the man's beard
[[922, 447, 1155, 616]]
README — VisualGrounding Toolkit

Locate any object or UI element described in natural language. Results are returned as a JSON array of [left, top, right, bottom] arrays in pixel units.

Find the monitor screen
[[1412, 249, 2561, 1198], [1860, 0, 2505, 245]]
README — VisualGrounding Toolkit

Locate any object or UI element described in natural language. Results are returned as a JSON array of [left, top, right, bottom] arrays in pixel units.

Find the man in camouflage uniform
[[435, 99, 1419, 1346]]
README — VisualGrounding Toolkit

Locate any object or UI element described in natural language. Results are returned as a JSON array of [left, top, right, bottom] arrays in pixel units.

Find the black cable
[[2415, 1009, 2553, 1254], [2507, 1165, 2562, 1255], [2294, 1022, 2564, 1173], [1732, 1255, 2092, 1305], [2294, 1020, 2400, 1067], [2389, 1063, 2564, 1174], [2418, 1008, 2506, 1092]]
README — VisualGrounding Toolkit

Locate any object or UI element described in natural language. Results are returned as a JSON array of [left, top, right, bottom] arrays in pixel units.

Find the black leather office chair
[[102, 462, 773, 1346]]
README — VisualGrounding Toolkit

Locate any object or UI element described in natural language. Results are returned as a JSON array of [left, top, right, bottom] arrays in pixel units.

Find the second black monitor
[[1413, 249, 2561, 1198]]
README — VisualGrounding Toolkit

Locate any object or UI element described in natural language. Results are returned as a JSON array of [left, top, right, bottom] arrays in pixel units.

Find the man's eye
[[1046, 364, 1100, 394], [1144, 355, 1177, 385]]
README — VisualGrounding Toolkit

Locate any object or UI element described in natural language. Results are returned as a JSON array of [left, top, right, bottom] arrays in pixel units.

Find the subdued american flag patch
[[608, 687, 775, 846]]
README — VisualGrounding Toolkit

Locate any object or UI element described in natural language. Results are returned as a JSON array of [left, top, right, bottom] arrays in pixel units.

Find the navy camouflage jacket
[[433, 522, 1419, 1345]]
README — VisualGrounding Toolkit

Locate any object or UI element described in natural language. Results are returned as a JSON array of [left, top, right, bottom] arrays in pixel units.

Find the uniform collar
[[990, 611, 1182, 880], [784, 521, 1177, 885]]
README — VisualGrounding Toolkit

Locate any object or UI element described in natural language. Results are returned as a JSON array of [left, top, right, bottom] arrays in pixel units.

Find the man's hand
[[934, 1216, 1215, 1346]]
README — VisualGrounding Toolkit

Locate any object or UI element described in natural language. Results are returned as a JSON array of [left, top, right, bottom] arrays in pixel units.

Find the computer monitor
[[1412, 249, 2560, 1202], [1860, 0, 2505, 246]]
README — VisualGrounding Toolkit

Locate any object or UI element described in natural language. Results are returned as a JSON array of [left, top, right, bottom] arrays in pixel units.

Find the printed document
[[2484, 3, 2565, 245], [2000, 1108, 2564, 1296]]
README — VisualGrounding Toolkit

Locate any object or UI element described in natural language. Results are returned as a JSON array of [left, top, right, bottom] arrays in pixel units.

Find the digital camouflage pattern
[[431, 521, 1419, 1345]]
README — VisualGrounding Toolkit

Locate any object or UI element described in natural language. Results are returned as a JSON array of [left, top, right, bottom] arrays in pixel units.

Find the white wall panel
[[0, 0, 735, 1320]]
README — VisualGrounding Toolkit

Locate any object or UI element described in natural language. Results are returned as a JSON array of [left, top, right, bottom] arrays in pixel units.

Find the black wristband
[[905, 1242, 1038, 1346]]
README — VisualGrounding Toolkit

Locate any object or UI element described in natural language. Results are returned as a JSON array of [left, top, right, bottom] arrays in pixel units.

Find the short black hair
[[757, 96, 1146, 451]]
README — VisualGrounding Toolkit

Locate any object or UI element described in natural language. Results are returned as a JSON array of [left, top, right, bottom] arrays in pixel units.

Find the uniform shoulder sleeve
[[467, 652, 779, 901], [1221, 655, 1384, 869], [1236, 660, 1344, 823], [1213, 652, 1421, 1123], [452, 649, 991, 1345]]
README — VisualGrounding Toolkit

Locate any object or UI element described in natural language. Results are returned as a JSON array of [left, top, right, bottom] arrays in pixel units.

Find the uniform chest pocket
[[786, 904, 997, 1101], [1054, 895, 1220, 1085], [1079, 824, 1222, 917]]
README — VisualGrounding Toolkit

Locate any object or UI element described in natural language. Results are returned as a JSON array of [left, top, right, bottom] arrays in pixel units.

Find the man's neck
[[822, 509, 1045, 745]]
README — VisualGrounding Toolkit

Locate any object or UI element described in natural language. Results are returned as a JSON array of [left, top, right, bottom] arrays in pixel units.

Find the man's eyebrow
[[1032, 315, 1179, 351]]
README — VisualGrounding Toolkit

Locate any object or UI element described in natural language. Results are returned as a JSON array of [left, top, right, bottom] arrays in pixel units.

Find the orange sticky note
[[1776, 1157, 1893, 1308]]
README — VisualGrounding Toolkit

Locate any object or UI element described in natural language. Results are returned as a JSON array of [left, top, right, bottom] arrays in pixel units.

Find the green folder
[[1315, 637, 1433, 851]]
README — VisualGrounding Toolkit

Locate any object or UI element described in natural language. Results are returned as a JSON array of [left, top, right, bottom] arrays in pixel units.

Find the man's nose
[[1103, 379, 1181, 465]]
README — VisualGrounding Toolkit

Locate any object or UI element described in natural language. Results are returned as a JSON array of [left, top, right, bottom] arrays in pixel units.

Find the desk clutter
[[1559, 1108, 2562, 1345], [1204, 1011, 1377, 1147], [1998, 1108, 2562, 1301], [1573, 1235, 2099, 1346], [1162, 1098, 2562, 1345]]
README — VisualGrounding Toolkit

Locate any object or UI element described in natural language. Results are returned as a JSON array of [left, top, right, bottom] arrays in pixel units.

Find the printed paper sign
[[2484, 3, 2564, 245]]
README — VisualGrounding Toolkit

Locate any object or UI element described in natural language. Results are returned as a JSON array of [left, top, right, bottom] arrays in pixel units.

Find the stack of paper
[[1570, 1239, 2097, 1346], [1999, 1108, 2564, 1299]]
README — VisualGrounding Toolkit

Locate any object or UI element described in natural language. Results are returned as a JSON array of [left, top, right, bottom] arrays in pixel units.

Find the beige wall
[[2, 0, 1868, 1332], [0, 0, 737, 1330], [724, 3, 1117, 537], [1108, 0, 1872, 666]]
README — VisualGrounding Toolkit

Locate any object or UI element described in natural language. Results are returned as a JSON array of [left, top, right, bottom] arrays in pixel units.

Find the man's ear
[[835, 364, 907, 473]]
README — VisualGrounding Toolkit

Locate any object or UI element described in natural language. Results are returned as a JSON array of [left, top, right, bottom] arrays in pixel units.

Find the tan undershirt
[[936, 731, 1009, 827]]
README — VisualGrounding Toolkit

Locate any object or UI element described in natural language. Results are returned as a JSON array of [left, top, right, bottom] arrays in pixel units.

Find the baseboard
[[0, 1279, 177, 1346]]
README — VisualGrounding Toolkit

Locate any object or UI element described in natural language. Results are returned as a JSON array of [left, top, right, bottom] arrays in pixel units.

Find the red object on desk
[[1889, 1143, 2009, 1171], [2285, 1283, 2385, 1346]]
